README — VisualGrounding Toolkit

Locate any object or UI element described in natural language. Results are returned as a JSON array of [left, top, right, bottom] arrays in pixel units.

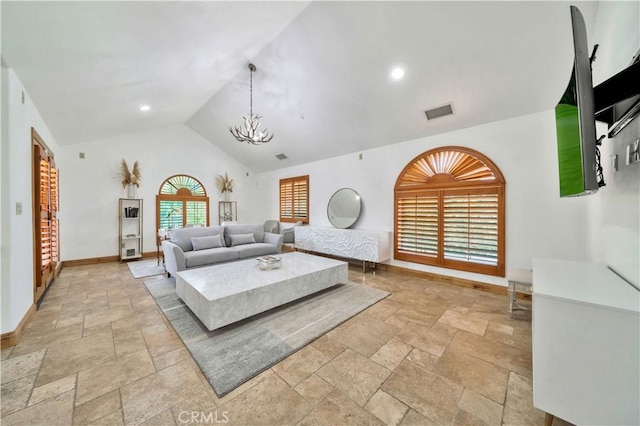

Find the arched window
[[394, 146, 505, 276], [156, 175, 209, 233]]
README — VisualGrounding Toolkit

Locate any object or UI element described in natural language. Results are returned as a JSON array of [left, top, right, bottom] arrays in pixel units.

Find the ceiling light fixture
[[139, 105, 151, 112], [391, 67, 405, 80], [229, 63, 273, 144]]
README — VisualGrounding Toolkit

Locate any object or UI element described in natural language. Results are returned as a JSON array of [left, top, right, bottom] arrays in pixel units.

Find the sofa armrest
[[281, 227, 295, 244], [162, 240, 186, 276], [264, 232, 284, 253]]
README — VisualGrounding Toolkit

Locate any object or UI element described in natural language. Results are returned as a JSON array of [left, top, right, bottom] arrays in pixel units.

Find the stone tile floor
[[0, 261, 569, 425]]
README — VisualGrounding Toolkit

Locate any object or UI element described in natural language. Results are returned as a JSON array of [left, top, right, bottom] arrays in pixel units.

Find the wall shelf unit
[[119, 198, 143, 261], [218, 201, 237, 224]]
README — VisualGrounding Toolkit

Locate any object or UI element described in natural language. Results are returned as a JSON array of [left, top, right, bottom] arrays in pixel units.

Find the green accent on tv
[[555, 103, 586, 197]]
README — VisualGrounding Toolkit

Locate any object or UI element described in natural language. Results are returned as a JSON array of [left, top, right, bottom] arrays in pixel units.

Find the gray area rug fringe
[[144, 277, 389, 396]]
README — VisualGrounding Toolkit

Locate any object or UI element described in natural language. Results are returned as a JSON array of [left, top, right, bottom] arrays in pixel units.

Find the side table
[[157, 230, 169, 266], [507, 268, 532, 314]]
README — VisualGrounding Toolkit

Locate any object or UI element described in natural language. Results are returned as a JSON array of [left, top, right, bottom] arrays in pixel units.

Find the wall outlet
[[16, 202, 22, 215]]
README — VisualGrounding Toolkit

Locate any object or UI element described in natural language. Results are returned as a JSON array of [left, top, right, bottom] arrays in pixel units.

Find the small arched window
[[394, 146, 505, 276], [156, 175, 209, 233]]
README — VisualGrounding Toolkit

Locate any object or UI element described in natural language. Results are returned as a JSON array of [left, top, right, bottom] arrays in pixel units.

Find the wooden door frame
[[32, 128, 57, 302]]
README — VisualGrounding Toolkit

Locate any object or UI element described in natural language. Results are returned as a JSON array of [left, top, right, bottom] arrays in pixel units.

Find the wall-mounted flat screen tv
[[555, 5, 599, 197]]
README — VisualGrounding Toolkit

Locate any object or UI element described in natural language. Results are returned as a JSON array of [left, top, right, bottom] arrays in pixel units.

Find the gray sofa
[[161, 224, 283, 277]]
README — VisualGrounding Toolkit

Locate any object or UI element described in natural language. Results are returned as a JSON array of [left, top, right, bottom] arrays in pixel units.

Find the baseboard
[[62, 255, 119, 267], [62, 251, 159, 268], [142, 251, 157, 259], [377, 263, 531, 300], [1, 303, 37, 348], [377, 263, 507, 295]]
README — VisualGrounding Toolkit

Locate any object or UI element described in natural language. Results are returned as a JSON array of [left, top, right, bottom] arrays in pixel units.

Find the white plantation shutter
[[280, 175, 309, 223], [394, 147, 505, 276]]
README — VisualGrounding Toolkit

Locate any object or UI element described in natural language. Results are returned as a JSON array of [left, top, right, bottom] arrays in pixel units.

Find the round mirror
[[327, 188, 362, 229]]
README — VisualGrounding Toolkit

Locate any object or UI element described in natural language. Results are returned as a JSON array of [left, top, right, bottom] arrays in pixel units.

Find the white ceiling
[[2, 1, 599, 172]]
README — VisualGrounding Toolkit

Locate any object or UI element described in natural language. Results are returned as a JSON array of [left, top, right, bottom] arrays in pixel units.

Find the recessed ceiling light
[[139, 105, 151, 112], [391, 67, 405, 80]]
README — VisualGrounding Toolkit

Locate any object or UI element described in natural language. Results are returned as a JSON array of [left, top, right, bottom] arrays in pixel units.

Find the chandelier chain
[[249, 66, 253, 116], [228, 63, 273, 144]]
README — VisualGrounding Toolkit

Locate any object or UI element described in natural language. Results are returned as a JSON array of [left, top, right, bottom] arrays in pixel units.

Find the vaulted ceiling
[[1, 1, 599, 172]]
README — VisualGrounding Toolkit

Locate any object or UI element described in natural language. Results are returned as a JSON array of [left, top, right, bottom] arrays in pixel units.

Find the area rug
[[144, 277, 389, 396], [127, 259, 166, 279]]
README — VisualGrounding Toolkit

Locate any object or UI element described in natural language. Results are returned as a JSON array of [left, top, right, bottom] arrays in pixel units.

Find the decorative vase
[[127, 184, 136, 198], [223, 191, 230, 202]]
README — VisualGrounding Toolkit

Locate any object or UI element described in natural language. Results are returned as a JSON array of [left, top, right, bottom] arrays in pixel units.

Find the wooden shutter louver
[[160, 175, 206, 196], [397, 194, 439, 257], [279, 175, 309, 223], [394, 146, 505, 276], [33, 128, 59, 303], [186, 201, 207, 226], [443, 192, 499, 265]]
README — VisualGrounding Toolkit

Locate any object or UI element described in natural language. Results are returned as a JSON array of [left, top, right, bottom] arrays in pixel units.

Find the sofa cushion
[[230, 233, 256, 246], [184, 247, 238, 268], [191, 235, 224, 251], [234, 243, 278, 259], [224, 224, 264, 247], [171, 226, 224, 252]]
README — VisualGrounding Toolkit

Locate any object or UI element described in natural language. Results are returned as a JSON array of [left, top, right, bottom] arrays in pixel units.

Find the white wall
[[1, 67, 61, 333], [586, 0, 640, 287], [256, 111, 589, 286], [57, 125, 259, 261]]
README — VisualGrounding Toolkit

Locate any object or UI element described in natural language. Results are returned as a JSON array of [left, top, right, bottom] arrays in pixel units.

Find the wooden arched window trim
[[156, 175, 209, 239], [394, 146, 506, 277]]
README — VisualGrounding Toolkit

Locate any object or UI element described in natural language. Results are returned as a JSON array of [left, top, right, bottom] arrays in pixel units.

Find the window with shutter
[[279, 175, 309, 223], [394, 147, 505, 276], [32, 128, 59, 302], [157, 175, 209, 234]]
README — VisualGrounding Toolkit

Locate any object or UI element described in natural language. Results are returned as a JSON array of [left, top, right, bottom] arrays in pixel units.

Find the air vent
[[425, 103, 455, 120], [275, 153, 288, 160]]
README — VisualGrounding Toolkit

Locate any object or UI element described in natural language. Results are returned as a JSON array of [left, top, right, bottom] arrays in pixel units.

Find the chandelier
[[229, 63, 274, 144]]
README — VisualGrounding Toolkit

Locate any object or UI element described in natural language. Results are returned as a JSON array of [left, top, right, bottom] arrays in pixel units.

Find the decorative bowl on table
[[256, 255, 282, 270]]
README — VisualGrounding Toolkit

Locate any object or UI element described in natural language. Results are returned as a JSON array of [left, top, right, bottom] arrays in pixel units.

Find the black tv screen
[[555, 5, 599, 197]]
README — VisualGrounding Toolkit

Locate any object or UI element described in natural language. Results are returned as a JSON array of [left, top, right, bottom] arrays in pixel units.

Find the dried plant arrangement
[[217, 172, 234, 193], [119, 159, 142, 188]]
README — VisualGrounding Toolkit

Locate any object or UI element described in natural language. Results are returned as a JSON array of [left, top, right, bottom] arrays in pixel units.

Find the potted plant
[[119, 159, 141, 198], [217, 172, 233, 201]]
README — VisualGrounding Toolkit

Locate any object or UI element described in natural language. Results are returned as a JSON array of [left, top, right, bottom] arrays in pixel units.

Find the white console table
[[532, 258, 639, 425], [294, 226, 391, 271]]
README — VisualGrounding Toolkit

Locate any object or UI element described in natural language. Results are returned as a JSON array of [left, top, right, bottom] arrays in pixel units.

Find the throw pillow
[[191, 235, 224, 251], [229, 233, 256, 246]]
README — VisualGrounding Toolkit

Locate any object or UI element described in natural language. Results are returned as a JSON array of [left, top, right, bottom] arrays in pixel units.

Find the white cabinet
[[119, 198, 143, 261], [294, 226, 391, 265], [532, 258, 639, 425]]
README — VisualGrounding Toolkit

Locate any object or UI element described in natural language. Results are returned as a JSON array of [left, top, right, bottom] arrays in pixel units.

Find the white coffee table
[[175, 252, 348, 331]]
